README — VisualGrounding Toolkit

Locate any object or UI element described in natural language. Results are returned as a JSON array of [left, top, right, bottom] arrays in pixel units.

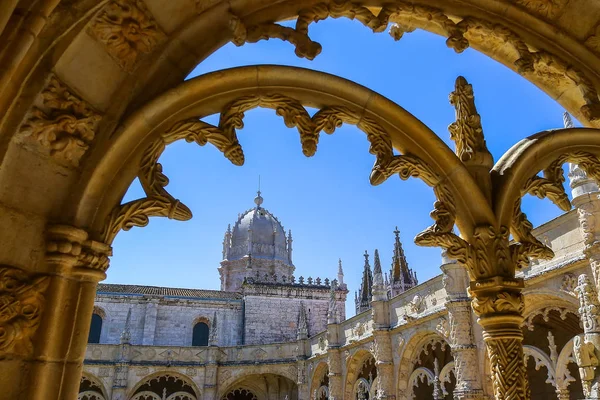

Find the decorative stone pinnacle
[[563, 111, 574, 129], [209, 311, 218, 345]]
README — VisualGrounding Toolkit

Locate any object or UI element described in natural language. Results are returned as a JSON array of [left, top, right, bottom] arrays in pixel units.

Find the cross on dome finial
[[254, 175, 263, 207], [394, 226, 400, 238]]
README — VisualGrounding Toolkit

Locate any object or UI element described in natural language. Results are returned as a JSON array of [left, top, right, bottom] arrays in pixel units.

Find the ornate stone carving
[[436, 318, 450, 339], [0, 265, 50, 359], [102, 117, 244, 244], [515, 0, 566, 20], [575, 274, 600, 333], [511, 151, 600, 267], [561, 273, 577, 294], [448, 76, 492, 165], [88, 0, 166, 72], [486, 338, 529, 400], [19, 75, 101, 166], [574, 335, 599, 396], [471, 290, 524, 317]]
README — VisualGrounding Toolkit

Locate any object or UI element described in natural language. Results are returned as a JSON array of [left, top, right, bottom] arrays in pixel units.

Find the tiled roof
[[96, 283, 242, 300]]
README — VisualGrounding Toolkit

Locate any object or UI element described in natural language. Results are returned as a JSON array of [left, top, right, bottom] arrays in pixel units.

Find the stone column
[[204, 346, 219, 400], [326, 318, 343, 400], [441, 258, 483, 400], [14, 224, 111, 400], [371, 276, 395, 400], [574, 274, 600, 399], [467, 227, 529, 400]]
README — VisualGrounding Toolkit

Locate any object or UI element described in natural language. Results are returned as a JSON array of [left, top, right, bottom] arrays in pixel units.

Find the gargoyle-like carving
[[88, 0, 166, 72], [574, 335, 599, 397], [19, 75, 101, 166], [0, 266, 50, 359], [436, 318, 450, 339]]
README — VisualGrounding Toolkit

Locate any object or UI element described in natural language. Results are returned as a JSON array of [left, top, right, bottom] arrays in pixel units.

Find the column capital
[[46, 224, 112, 280]]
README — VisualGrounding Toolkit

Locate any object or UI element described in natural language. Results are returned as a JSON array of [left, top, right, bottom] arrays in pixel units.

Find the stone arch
[[217, 373, 297, 400], [128, 371, 201, 400], [69, 65, 493, 263], [79, 372, 108, 400], [309, 361, 329, 399], [407, 367, 434, 400], [522, 290, 579, 319], [3, 0, 600, 169], [343, 348, 376, 400], [438, 361, 455, 398], [397, 330, 450, 400]]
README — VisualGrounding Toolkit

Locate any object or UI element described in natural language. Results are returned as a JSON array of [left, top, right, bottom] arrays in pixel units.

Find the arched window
[[192, 322, 209, 346], [88, 313, 103, 344]]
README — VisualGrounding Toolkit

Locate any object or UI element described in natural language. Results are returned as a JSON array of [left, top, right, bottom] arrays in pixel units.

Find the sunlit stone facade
[[82, 177, 598, 400]]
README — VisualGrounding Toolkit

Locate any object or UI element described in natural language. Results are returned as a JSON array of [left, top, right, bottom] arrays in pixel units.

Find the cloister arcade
[[2, 0, 600, 399]]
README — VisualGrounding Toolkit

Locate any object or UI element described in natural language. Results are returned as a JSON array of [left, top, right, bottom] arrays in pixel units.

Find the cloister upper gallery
[[3, 1, 600, 400]]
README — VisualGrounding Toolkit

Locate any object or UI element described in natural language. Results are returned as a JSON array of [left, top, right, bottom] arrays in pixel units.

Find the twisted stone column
[[441, 260, 483, 400], [470, 279, 528, 400], [22, 225, 111, 400]]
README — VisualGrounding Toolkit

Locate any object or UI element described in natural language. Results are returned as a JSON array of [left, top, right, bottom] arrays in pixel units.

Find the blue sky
[[106, 19, 576, 318]]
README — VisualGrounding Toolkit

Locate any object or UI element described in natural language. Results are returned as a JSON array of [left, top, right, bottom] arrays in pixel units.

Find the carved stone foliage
[[0, 265, 50, 359], [102, 117, 244, 243], [514, 0, 567, 20], [18, 75, 101, 166], [88, 0, 166, 72], [511, 152, 600, 269], [230, 0, 600, 123], [448, 76, 492, 166], [574, 335, 599, 397]]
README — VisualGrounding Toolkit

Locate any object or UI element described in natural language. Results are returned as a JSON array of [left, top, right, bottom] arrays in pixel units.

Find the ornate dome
[[222, 192, 293, 264]]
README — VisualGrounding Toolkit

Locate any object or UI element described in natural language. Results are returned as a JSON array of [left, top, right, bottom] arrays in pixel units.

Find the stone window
[[192, 322, 209, 346], [88, 313, 103, 344]]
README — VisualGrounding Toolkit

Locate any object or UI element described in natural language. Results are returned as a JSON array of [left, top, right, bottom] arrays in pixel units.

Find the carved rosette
[[0, 265, 50, 359], [18, 75, 101, 166], [88, 0, 166, 72]]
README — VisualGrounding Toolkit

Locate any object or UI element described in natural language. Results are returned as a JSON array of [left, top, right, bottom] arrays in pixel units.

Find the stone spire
[[120, 308, 132, 344], [372, 249, 387, 301], [337, 258, 345, 288], [287, 230, 293, 264], [222, 224, 232, 259], [389, 227, 418, 298], [328, 280, 339, 324], [356, 250, 373, 314], [297, 302, 309, 340], [209, 311, 218, 346]]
